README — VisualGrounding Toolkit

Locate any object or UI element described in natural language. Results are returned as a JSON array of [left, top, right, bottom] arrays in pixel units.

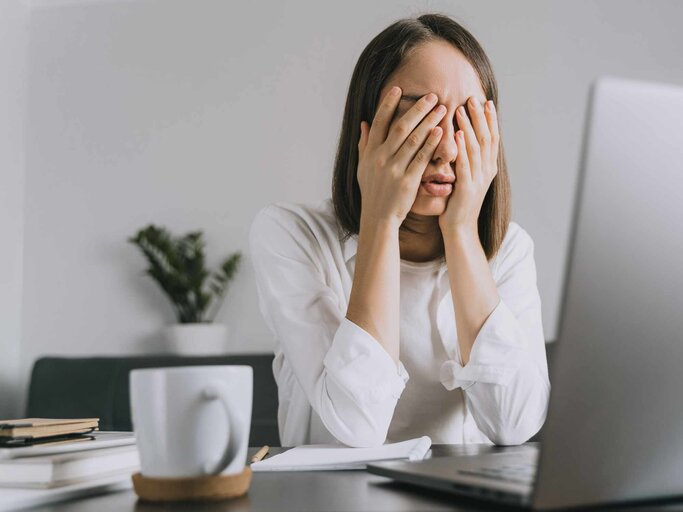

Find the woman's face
[[378, 40, 487, 217]]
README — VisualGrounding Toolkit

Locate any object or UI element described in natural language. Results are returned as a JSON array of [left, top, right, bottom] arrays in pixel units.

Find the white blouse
[[248, 198, 550, 448]]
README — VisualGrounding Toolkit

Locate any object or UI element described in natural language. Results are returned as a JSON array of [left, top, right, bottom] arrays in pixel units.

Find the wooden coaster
[[132, 466, 252, 502]]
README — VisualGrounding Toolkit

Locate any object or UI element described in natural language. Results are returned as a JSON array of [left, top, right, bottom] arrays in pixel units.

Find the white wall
[[13, 0, 683, 409], [0, 0, 28, 418]]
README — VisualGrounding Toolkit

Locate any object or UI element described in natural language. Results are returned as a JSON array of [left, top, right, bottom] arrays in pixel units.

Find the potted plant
[[129, 224, 241, 355]]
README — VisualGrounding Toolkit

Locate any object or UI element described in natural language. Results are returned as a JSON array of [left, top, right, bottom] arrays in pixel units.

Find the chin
[[410, 194, 449, 216]]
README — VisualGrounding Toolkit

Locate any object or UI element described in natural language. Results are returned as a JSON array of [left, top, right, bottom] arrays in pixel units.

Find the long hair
[[332, 13, 511, 260]]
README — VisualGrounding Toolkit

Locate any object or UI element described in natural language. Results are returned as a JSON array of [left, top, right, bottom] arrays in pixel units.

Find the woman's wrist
[[440, 221, 479, 244], [350, 211, 402, 364], [359, 213, 402, 237]]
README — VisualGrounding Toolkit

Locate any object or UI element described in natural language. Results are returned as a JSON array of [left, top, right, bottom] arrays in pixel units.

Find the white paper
[[251, 436, 432, 472]]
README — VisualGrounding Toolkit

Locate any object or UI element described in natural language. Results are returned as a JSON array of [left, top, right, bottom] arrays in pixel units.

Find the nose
[[432, 108, 458, 165]]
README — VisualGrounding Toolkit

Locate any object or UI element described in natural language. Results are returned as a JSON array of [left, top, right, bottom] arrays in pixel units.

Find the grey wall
[[0, 0, 28, 418], [5, 0, 683, 415]]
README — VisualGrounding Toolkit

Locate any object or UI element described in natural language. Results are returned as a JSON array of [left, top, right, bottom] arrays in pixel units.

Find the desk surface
[[29, 445, 683, 512]]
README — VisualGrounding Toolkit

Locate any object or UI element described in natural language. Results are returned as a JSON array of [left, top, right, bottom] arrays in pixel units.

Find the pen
[[251, 445, 270, 463]]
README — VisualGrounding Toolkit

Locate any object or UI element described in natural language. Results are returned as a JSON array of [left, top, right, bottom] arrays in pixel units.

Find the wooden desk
[[26, 446, 683, 511]]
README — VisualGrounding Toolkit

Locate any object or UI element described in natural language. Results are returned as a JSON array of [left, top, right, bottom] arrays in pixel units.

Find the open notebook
[[251, 436, 432, 471]]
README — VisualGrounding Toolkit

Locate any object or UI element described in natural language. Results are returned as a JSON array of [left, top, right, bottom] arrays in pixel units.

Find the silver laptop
[[367, 76, 683, 510]]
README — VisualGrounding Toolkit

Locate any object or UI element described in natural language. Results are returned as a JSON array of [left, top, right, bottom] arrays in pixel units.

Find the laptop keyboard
[[458, 462, 537, 486]]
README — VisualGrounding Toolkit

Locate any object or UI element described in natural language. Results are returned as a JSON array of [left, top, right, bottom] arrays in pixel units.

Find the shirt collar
[[341, 233, 358, 263]]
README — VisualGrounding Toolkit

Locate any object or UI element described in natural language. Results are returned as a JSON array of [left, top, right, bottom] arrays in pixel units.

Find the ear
[[358, 121, 369, 155]]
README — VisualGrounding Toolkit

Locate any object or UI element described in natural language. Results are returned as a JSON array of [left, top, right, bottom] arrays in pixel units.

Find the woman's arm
[[249, 205, 407, 447], [346, 217, 401, 363], [438, 97, 549, 445], [442, 226, 499, 365], [349, 86, 447, 364], [441, 226, 550, 445], [438, 96, 502, 364]]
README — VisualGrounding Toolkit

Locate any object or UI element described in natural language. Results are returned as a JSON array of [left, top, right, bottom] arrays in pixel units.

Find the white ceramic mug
[[130, 365, 252, 478]]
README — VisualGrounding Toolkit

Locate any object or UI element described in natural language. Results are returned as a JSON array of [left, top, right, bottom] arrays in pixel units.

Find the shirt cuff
[[440, 300, 526, 390], [323, 317, 409, 405]]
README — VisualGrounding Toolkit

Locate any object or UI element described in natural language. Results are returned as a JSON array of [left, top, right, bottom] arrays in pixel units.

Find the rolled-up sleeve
[[439, 226, 550, 446], [249, 205, 409, 447]]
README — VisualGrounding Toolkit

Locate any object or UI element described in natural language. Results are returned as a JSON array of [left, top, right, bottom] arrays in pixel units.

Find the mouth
[[420, 180, 453, 197], [421, 179, 454, 185]]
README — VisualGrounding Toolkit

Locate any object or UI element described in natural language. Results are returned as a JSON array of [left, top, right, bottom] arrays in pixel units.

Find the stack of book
[[0, 418, 100, 447], [0, 419, 138, 511]]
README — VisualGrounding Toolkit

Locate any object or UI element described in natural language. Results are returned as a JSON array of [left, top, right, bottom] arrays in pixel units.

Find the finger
[[467, 97, 491, 161], [485, 100, 500, 164], [456, 105, 481, 176], [393, 104, 447, 170], [455, 130, 471, 182], [405, 126, 443, 181], [367, 86, 402, 149], [385, 92, 439, 154]]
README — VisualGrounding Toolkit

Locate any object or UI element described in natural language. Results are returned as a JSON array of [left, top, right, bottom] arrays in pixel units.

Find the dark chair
[[545, 341, 556, 378], [26, 354, 280, 447]]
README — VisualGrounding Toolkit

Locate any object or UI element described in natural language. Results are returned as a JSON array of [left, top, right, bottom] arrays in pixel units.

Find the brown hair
[[331, 13, 511, 260]]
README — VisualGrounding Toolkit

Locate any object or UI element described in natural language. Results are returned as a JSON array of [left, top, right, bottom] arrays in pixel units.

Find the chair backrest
[[26, 354, 280, 446]]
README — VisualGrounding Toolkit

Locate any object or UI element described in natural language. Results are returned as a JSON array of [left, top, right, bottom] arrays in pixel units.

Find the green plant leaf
[[205, 252, 242, 322]]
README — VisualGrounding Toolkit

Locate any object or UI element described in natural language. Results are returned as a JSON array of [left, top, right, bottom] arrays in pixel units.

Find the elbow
[[317, 349, 406, 448], [493, 369, 550, 446], [318, 389, 393, 448], [476, 390, 549, 447], [322, 409, 390, 448], [489, 404, 548, 446], [489, 424, 538, 446]]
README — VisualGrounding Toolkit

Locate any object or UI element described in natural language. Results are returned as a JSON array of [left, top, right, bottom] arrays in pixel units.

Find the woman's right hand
[[357, 86, 447, 227]]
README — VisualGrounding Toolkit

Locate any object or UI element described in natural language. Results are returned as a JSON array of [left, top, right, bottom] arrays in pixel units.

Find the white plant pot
[[165, 323, 228, 356]]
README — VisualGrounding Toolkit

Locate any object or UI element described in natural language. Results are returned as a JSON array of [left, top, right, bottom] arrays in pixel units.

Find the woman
[[249, 13, 550, 448]]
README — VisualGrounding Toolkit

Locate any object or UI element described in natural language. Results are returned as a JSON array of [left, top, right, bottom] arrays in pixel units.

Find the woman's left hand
[[438, 96, 500, 235]]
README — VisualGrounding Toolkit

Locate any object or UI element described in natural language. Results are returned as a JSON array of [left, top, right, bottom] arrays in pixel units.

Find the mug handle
[[200, 383, 247, 475]]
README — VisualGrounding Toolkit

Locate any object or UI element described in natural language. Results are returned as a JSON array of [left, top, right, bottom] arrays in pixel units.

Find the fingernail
[[390, 86, 400, 96], [469, 97, 478, 108], [426, 93, 437, 103], [458, 106, 466, 115], [435, 105, 446, 114], [486, 100, 494, 111]]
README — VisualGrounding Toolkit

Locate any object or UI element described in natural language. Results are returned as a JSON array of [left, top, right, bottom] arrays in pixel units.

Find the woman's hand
[[439, 96, 500, 235], [358, 86, 447, 228]]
